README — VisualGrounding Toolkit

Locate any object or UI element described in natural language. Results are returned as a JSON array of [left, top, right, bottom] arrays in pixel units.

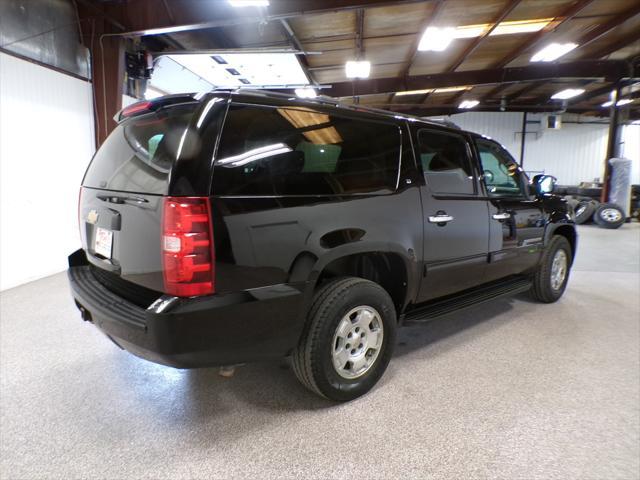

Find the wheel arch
[[547, 224, 577, 262]]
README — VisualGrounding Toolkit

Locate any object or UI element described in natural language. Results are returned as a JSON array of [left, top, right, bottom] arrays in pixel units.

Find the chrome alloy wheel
[[331, 306, 384, 379], [600, 208, 622, 223], [550, 250, 568, 291]]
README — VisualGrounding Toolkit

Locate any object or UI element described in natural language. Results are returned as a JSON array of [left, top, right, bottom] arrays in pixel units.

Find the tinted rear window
[[83, 104, 197, 194], [212, 105, 401, 196]]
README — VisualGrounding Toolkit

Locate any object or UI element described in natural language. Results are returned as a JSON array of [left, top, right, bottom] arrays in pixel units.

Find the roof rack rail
[[211, 87, 453, 128]]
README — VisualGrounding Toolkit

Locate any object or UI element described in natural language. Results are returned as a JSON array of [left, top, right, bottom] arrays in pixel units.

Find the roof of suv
[[223, 88, 461, 131]]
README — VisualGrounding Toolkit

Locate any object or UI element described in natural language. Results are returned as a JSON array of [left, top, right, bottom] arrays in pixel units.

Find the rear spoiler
[[113, 93, 202, 123]]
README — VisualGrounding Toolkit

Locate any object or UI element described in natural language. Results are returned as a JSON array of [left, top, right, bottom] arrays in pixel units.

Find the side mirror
[[530, 174, 556, 196]]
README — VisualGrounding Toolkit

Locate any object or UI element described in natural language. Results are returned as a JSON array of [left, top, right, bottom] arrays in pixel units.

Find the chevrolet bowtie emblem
[[87, 210, 99, 224]]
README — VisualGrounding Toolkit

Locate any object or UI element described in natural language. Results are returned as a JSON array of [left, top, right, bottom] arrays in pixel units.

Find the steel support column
[[601, 85, 622, 202]]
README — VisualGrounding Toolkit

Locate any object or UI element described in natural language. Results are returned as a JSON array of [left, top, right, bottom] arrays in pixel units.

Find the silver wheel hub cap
[[331, 306, 384, 379], [601, 208, 622, 222], [550, 250, 568, 291]]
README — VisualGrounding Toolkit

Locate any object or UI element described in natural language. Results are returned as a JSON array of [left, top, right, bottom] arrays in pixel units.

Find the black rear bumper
[[68, 250, 306, 368]]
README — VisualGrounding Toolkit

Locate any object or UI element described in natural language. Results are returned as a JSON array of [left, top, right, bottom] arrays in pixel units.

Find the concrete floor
[[1, 224, 639, 480]]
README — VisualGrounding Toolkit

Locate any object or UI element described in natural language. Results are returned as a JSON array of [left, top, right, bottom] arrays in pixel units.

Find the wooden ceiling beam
[[584, 29, 640, 60], [505, 81, 546, 103], [279, 19, 317, 85], [327, 60, 631, 97], [99, 0, 432, 37], [399, 0, 445, 80], [491, 0, 595, 69], [572, 3, 640, 55], [446, 0, 522, 72], [481, 84, 509, 103]]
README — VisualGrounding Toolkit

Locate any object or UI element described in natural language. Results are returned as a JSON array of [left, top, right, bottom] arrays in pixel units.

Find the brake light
[[119, 101, 153, 120], [162, 197, 215, 297]]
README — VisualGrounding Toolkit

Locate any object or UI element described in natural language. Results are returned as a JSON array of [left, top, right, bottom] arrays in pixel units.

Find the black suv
[[69, 90, 576, 401]]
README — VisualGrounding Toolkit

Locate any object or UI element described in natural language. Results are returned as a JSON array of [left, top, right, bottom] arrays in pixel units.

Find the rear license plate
[[95, 227, 113, 258]]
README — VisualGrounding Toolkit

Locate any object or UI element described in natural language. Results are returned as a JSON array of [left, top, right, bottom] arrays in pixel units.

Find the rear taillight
[[162, 197, 215, 297]]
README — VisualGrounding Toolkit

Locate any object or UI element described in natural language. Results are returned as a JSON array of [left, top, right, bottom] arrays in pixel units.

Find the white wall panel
[[442, 111, 627, 186], [522, 118, 609, 184], [447, 111, 523, 158], [0, 52, 95, 290]]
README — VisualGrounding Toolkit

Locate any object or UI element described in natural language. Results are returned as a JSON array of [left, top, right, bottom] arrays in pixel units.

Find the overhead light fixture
[[459, 100, 479, 109], [294, 87, 317, 99], [395, 89, 434, 96], [551, 88, 585, 100], [345, 60, 371, 79], [531, 43, 578, 62], [490, 18, 553, 35], [451, 18, 553, 39], [602, 98, 634, 107], [228, 0, 269, 6], [434, 86, 472, 94], [418, 27, 456, 52]]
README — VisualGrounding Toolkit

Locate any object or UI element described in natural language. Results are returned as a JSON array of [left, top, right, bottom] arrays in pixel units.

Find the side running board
[[403, 277, 532, 324]]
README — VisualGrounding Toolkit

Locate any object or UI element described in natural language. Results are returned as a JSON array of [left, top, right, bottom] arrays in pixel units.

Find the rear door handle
[[492, 212, 511, 220], [428, 214, 454, 224]]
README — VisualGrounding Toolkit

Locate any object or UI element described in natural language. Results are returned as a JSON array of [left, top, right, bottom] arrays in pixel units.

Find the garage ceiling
[[79, 0, 640, 118]]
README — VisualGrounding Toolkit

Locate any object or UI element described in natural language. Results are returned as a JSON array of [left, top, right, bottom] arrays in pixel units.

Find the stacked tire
[[593, 203, 625, 229], [564, 195, 626, 229]]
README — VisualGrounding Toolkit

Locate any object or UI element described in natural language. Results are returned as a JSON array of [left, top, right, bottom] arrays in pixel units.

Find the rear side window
[[83, 104, 197, 194], [417, 129, 475, 195], [212, 105, 401, 196]]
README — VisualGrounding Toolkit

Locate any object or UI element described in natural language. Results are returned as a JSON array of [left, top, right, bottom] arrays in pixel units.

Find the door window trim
[[473, 137, 528, 200], [415, 127, 480, 197]]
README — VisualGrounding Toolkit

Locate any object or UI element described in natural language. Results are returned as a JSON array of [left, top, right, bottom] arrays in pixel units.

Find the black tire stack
[[560, 183, 631, 229]]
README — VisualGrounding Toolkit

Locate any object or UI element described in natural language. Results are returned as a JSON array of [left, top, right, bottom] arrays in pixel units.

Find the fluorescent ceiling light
[[345, 60, 371, 78], [418, 27, 456, 51], [228, 0, 269, 6], [531, 43, 578, 62], [434, 86, 472, 94], [602, 98, 634, 107], [459, 100, 479, 109], [491, 18, 553, 35], [551, 88, 585, 100], [294, 87, 317, 99], [454, 18, 553, 39], [396, 89, 434, 96], [395, 86, 471, 96]]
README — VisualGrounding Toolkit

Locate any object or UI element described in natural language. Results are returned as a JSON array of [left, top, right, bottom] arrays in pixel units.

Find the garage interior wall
[[448, 112, 640, 185], [0, 52, 95, 291]]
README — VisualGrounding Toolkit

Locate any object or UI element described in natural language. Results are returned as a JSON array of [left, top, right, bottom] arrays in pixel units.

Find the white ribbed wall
[[444, 111, 639, 185], [0, 52, 95, 290], [447, 111, 523, 158]]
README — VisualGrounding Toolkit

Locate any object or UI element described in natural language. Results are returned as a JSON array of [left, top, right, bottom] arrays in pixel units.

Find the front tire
[[292, 277, 397, 402], [530, 235, 572, 303]]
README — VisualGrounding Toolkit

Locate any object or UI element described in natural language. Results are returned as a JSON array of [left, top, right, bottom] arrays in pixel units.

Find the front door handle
[[492, 212, 511, 220], [428, 214, 454, 224]]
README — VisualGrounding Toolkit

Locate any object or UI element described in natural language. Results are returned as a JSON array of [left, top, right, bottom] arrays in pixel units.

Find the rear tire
[[530, 235, 572, 303], [292, 277, 397, 402], [594, 203, 625, 229]]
